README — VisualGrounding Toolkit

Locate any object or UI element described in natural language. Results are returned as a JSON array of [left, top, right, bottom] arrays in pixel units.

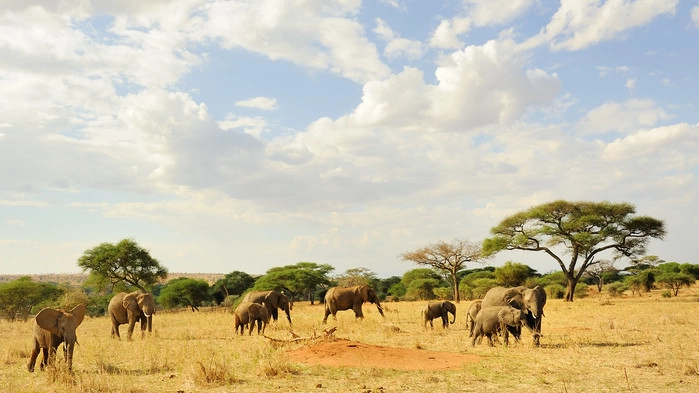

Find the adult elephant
[[481, 285, 547, 345], [108, 291, 156, 341], [422, 301, 456, 329], [233, 302, 270, 335], [241, 290, 292, 326], [28, 304, 86, 372], [322, 285, 385, 323]]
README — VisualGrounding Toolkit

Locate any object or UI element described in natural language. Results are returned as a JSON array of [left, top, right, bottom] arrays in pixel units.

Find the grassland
[[1, 288, 698, 393]]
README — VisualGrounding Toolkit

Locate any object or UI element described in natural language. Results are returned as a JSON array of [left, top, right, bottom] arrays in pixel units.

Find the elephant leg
[[39, 347, 50, 370], [27, 340, 40, 372], [127, 318, 137, 341], [140, 317, 147, 339]]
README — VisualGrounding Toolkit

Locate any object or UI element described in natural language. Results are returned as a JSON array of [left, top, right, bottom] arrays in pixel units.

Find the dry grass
[[1, 288, 698, 392]]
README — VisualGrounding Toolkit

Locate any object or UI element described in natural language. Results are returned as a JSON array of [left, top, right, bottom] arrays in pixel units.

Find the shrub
[[546, 284, 565, 299], [661, 290, 672, 298], [606, 281, 628, 297]]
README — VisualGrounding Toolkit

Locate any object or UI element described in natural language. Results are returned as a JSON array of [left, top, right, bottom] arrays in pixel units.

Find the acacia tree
[[400, 239, 483, 302], [158, 278, 211, 311], [483, 200, 666, 301], [78, 238, 168, 292], [253, 262, 333, 305]]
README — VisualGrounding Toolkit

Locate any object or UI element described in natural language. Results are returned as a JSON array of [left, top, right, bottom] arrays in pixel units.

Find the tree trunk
[[451, 271, 460, 303], [564, 277, 578, 302]]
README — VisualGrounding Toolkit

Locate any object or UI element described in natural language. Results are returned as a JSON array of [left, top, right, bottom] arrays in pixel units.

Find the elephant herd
[[27, 284, 544, 372], [423, 285, 547, 347]]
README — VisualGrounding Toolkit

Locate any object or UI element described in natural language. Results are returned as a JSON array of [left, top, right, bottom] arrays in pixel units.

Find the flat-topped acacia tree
[[482, 200, 666, 301]]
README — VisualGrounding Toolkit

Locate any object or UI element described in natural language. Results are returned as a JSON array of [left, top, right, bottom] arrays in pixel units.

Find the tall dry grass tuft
[[254, 347, 299, 377], [192, 354, 239, 386]]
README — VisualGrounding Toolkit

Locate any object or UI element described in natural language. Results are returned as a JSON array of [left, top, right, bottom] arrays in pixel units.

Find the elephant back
[[481, 287, 510, 308]]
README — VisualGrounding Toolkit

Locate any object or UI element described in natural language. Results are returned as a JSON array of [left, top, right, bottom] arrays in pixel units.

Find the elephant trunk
[[376, 303, 385, 318], [450, 311, 456, 324], [147, 315, 153, 333]]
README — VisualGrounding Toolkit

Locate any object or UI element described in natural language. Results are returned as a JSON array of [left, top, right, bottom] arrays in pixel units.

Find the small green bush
[[546, 284, 566, 299], [661, 290, 672, 298]]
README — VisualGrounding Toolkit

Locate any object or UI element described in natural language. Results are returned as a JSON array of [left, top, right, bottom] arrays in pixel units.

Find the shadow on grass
[[541, 341, 644, 349]]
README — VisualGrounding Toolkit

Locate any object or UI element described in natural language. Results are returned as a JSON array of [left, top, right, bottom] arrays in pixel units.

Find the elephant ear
[[69, 304, 87, 327], [35, 308, 62, 335], [123, 293, 139, 313], [358, 286, 368, 301]]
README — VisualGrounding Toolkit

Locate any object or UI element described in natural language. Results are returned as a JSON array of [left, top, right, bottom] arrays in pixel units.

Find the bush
[[432, 287, 453, 300], [661, 290, 672, 298], [606, 282, 628, 297], [575, 283, 589, 299], [546, 284, 566, 299]]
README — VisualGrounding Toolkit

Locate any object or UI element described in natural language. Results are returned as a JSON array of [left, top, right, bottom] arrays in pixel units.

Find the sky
[[1, 0, 698, 279]]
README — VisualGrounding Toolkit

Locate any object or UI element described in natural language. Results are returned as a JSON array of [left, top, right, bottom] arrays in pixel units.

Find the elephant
[[322, 285, 385, 323], [28, 304, 86, 372], [481, 285, 547, 345], [466, 300, 482, 337], [108, 291, 156, 341], [471, 306, 526, 347], [241, 290, 292, 326], [422, 301, 456, 329], [233, 302, 270, 335]]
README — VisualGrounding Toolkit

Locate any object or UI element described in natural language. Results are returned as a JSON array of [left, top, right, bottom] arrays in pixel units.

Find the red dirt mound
[[286, 339, 480, 370]]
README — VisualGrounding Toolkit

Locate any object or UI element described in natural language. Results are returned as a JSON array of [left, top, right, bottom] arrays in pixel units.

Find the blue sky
[[1, 0, 698, 278]]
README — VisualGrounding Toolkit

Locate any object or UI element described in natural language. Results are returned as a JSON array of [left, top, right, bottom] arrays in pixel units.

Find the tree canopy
[[335, 267, 377, 287], [77, 238, 169, 291], [210, 271, 255, 305], [0, 277, 63, 321], [400, 239, 482, 302], [158, 278, 211, 311], [253, 262, 333, 304], [483, 200, 666, 301]]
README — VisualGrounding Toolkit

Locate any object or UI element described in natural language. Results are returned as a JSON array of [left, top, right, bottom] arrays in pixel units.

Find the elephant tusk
[[144, 313, 151, 318]]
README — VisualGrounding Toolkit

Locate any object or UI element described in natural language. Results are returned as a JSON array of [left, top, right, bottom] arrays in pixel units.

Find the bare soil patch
[[287, 339, 480, 370]]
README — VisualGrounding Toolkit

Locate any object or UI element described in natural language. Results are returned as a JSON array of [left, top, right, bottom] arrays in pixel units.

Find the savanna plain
[[1, 288, 698, 393]]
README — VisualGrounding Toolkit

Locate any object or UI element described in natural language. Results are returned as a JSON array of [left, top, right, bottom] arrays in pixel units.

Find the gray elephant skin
[[422, 301, 456, 329], [472, 305, 525, 347], [108, 291, 156, 340], [466, 300, 482, 337], [322, 285, 385, 323], [481, 285, 547, 345], [28, 304, 86, 372], [241, 290, 292, 326], [233, 302, 270, 335]]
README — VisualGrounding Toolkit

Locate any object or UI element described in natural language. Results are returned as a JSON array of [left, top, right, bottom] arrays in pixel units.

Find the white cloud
[[374, 18, 423, 60], [692, 6, 699, 27], [430, 17, 471, 49], [531, 0, 678, 51], [603, 122, 699, 162], [577, 99, 672, 135], [199, 0, 390, 83], [235, 97, 279, 110]]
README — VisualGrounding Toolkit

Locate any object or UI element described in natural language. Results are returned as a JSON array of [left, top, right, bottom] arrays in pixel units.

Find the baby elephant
[[472, 306, 525, 347], [466, 300, 482, 337], [233, 302, 270, 335], [422, 301, 456, 329]]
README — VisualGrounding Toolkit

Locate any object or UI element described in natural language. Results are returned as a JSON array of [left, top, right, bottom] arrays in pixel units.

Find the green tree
[[78, 238, 168, 291], [655, 272, 695, 296], [679, 263, 699, 280], [158, 278, 211, 311], [494, 261, 535, 287], [253, 262, 333, 305], [0, 277, 63, 321], [405, 278, 440, 300], [583, 260, 620, 292], [210, 271, 256, 305], [335, 267, 377, 287], [400, 239, 483, 303], [483, 200, 665, 301]]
